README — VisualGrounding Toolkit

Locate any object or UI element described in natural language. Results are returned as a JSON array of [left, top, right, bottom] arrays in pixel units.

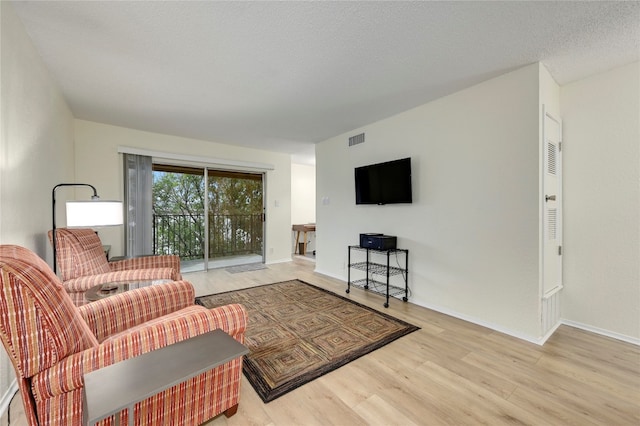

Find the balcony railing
[[153, 213, 263, 260]]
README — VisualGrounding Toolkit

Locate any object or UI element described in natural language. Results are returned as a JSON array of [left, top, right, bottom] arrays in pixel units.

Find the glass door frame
[[152, 163, 265, 272], [203, 168, 266, 270]]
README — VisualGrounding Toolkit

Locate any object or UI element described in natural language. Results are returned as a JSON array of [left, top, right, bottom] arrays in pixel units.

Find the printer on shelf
[[359, 233, 397, 251]]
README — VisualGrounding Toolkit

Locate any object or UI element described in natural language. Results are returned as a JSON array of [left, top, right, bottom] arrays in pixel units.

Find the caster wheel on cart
[[346, 289, 350, 294], [384, 303, 389, 308], [403, 297, 408, 302]]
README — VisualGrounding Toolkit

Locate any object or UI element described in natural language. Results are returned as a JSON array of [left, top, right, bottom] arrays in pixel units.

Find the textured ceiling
[[11, 1, 640, 164]]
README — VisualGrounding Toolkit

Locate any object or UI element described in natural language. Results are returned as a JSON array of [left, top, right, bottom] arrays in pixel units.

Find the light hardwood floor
[[3, 258, 639, 425]]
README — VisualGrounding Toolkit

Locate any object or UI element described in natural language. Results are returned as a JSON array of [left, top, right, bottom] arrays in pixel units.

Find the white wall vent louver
[[348, 133, 365, 146], [542, 289, 561, 335], [547, 208, 557, 240], [547, 141, 557, 175]]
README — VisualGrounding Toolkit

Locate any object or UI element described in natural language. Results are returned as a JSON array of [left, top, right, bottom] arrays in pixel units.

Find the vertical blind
[[123, 153, 153, 256]]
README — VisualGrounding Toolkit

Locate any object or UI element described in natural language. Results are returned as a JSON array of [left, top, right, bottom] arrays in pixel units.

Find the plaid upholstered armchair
[[0, 245, 248, 426], [49, 228, 181, 298]]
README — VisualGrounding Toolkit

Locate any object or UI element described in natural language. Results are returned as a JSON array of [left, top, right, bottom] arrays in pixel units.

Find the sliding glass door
[[207, 170, 264, 264], [153, 165, 207, 272], [152, 164, 264, 271]]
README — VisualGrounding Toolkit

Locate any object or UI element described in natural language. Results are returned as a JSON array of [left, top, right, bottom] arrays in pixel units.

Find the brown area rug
[[196, 279, 419, 402]]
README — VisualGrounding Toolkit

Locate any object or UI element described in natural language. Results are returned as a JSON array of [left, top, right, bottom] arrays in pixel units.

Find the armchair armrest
[[78, 280, 195, 342], [31, 303, 248, 401], [62, 268, 176, 292], [109, 255, 181, 280]]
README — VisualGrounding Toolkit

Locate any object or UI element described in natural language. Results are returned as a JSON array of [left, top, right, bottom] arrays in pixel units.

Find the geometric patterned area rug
[[196, 279, 419, 402]]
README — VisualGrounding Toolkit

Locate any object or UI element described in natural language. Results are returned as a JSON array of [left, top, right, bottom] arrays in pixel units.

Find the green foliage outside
[[153, 171, 263, 260]]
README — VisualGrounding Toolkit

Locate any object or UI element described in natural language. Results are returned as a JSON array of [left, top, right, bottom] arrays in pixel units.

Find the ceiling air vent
[[348, 133, 365, 147]]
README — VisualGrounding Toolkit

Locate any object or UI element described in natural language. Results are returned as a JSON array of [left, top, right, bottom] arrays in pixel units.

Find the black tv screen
[[355, 157, 412, 205]]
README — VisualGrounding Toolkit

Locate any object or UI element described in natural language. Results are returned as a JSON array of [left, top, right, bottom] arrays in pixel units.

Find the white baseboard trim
[[409, 296, 544, 345], [312, 268, 345, 282], [561, 319, 640, 346], [265, 257, 292, 265], [539, 320, 563, 345], [303, 270, 640, 347], [310, 273, 546, 345], [0, 380, 18, 419], [293, 254, 316, 263]]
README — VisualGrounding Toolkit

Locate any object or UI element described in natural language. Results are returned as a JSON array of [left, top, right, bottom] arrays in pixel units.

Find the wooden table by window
[[292, 223, 315, 255]]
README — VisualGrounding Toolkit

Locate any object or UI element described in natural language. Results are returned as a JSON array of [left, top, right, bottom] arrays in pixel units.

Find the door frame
[[203, 167, 266, 270], [151, 163, 266, 271], [541, 105, 563, 297]]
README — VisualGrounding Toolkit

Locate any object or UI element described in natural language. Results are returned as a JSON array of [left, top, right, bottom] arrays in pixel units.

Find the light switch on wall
[[274, 200, 280, 207], [322, 197, 330, 205]]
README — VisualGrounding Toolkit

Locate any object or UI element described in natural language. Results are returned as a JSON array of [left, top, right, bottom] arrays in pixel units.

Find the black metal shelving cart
[[346, 245, 409, 308]]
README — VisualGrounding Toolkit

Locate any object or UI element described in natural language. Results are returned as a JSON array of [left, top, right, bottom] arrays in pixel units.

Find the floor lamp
[[51, 183, 123, 274]]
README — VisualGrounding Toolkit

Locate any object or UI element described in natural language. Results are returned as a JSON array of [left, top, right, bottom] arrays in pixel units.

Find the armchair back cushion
[[0, 245, 98, 378], [49, 228, 111, 280], [0, 245, 99, 426]]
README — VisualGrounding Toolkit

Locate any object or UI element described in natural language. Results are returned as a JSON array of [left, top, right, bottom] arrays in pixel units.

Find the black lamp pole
[[51, 183, 99, 274]]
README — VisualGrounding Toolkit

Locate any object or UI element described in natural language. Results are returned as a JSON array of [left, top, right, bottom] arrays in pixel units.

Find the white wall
[[291, 163, 316, 253], [0, 0, 75, 413], [561, 61, 640, 341], [291, 163, 316, 224], [316, 64, 542, 341], [74, 120, 293, 264]]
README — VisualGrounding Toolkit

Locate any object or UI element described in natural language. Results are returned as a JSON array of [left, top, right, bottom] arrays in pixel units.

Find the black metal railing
[[153, 213, 263, 260]]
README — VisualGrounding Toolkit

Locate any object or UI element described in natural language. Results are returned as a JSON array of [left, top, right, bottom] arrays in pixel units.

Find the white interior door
[[543, 108, 563, 294]]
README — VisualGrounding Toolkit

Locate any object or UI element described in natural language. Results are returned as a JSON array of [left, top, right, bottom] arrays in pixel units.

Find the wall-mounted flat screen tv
[[355, 157, 412, 205]]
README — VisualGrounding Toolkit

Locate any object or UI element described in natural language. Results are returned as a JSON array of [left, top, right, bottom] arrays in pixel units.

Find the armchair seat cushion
[[32, 303, 247, 401], [63, 268, 176, 292], [78, 280, 196, 342]]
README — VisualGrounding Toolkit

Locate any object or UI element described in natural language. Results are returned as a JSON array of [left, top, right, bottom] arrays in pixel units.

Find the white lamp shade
[[66, 200, 124, 227]]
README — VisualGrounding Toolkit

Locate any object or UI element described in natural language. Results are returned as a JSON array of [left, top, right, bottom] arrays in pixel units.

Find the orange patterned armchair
[[49, 228, 181, 297], [0, 245, 248, 426]]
